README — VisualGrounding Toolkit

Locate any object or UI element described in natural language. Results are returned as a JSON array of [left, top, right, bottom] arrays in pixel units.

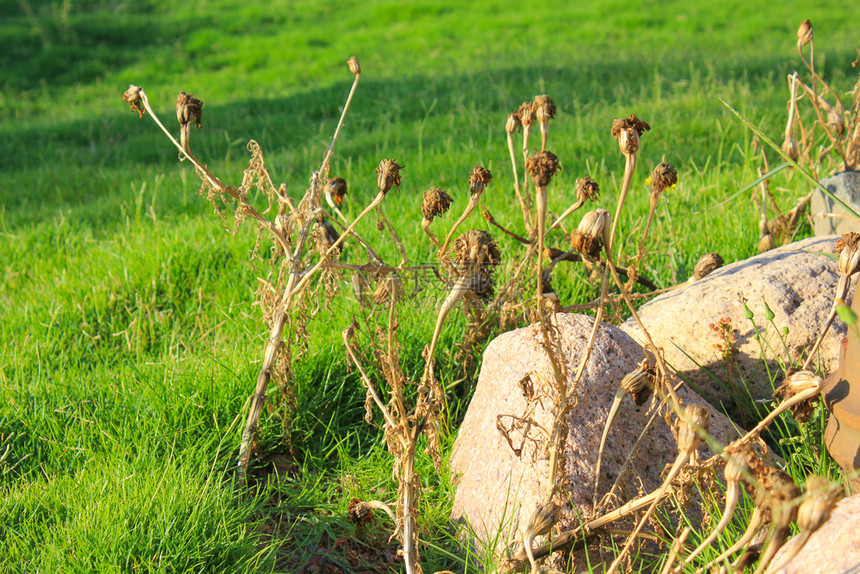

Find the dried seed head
[[122, 84, 145, 118], [453, 229, 501, 299], [763, 467, 801, 526], [176, 91, 203, 129], [797, 476, 839, 533], [526, 502, 560, 538], [526, 151, 561, 188], [533, 94, 557, 126], [519, 101, 535, 127], [797, 19, 813, 49], [571, 209, 610, 259], [758, 233, 777, 253], [621, 360, 656, 406], [611, 114, 651, 156], [724, 444, 755, 484], [678, 404, 709, 454], [506, 112, 522, 134], [421, 187, 453, 222], [327, 177, 348, 206], [372, 276, 401, 305], [375, 159, 403, 195], [649, 161, 678, 195], [773, 370, 822, 422], [347, 56, 361, 75], [575, 177, 600, 204], [693, 252, 724, 281], [827, 106, 845, 136], [781, 135, 800, 162], [314, 219, 342, 255], [468, 166, 493, 197], [835, 232, 860, 277]]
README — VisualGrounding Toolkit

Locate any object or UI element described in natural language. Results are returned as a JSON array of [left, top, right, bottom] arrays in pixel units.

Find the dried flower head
[[723, 444, 755, 484], [758, 233, 777, 253], [611, 114, 651, 155], [762, 467, 801, 525], [649, 162, 678, 194], [621, 359, 656, 406], [122, 84, 145, 118], [506, 112, 521, 135], [327, 177, 348, 206], [773, 370, 822, 422], [575, 177, 600, 204], [468, 166, 493, 197], [518, 101, 535, 127], [375, 159, 403, 195], [421, 187, 453, 222], [693, 252, 724, 281], [526, 151, 561, 188], [781, 135, 800, 162], [797, 19, 813, 49], [347, 56, 361, 75], [678, 404, 709, 453], [532, 94, 557, 126], [797, 476, 840, 532], [454, 229, 501, 299], [176, 91, 203, 129], [571, 209, 610, 259], [827, 106, 845, 136], [526, 502, 560, 537], [835, 232, 860, 277], [314, 219, 342, 255]]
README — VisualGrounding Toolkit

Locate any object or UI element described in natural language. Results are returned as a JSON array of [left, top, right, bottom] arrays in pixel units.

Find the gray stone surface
[[766, 492, 860, 574], [449, 314, 742, 564], [812, 170, 860, 236], [620, 236, 850, 406]]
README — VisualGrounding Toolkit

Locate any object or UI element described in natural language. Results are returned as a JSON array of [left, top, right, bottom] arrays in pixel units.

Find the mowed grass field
[[1, 0, 858, 572]]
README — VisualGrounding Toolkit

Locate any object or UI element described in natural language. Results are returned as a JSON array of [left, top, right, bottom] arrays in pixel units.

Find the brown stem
[[508, 130, 533, 233]]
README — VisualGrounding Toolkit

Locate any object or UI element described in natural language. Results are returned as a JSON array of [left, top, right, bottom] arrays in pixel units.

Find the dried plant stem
[[732, 385, 822, 447], [801, 275, 849, 370], [507, 130, 533, 233], [548, 199, 585, 232], [682, 481, 741, 565], [237, 192, 385, 483], [440, 195, 480, 254], [697, 506, 765, 573], [605, 442, 695, 574], [500, 490, 665, 573], [660, 527, 691, 574], [319, 71, 360, 181], [423, 274, 471, 386], [483, 209, 531, 245], [604, 255, 682, 415]]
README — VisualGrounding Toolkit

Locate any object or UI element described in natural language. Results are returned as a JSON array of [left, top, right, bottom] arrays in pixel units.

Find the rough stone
[[766, 491, 860, 574], [449, 313, 742, 565], [619, 236, 850, 406], [811, 170, 860, 236]]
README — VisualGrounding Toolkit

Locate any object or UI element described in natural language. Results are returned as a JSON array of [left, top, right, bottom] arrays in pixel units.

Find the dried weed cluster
[[122, 23, 852, 572]]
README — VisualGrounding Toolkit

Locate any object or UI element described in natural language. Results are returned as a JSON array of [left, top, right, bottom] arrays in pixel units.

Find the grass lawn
[[1, 0, 857, 571]]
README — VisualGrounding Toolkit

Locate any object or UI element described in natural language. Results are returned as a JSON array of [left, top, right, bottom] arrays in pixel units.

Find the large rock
[[766, 492, 860, 574], [620, 236, 850, 406], [449, 314, 741, 565], [811, 170, 860, 236]]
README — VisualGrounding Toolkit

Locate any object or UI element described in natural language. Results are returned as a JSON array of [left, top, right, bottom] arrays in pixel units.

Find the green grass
[[1, 0, 857, 571]]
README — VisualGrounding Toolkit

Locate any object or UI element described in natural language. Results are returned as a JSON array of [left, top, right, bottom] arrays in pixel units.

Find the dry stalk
[[439, 167, 492, 253], [606, 405, 710, 574]]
